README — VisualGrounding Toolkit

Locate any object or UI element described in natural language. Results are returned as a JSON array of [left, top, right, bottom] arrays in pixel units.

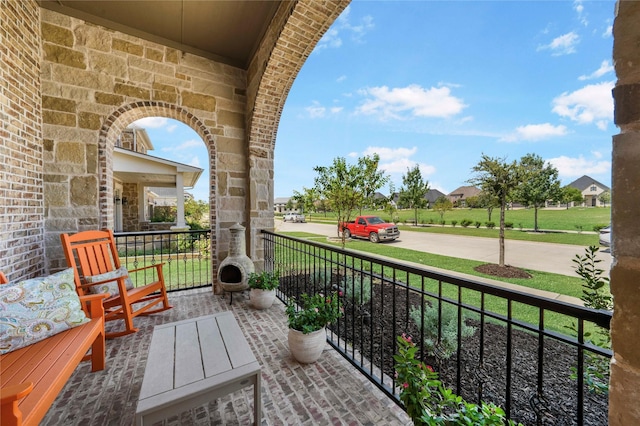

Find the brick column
[[609, 2, 640, 424]]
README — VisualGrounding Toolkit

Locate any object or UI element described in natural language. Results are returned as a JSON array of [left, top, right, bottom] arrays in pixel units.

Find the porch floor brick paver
[[41, 288, 411, 425]]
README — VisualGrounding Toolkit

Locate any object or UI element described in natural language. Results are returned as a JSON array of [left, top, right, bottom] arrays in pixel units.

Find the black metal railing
[[262, 230, 612, 425], [114, 230, 211, 292]]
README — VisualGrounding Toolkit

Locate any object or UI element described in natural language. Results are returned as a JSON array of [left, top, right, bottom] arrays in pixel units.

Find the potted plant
[[247, 270, 279, 309], [285, 292, 343, 363]]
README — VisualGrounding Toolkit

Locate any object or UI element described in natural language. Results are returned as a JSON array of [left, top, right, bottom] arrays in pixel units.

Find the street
[[275, 219, 612, 278]]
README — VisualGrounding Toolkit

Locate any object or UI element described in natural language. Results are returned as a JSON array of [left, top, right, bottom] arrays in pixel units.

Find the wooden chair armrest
[[78, 293, 109, 319], [1, 382, 33, 426]]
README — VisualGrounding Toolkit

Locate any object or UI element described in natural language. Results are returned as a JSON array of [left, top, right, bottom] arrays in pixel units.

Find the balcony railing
[[262, 230, 612, 425], [114, 230, 211, 292]]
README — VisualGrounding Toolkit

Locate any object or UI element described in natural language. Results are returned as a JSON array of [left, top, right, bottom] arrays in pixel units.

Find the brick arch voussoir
[[248, 1, 349, 154], [97, 101, 216, 230]]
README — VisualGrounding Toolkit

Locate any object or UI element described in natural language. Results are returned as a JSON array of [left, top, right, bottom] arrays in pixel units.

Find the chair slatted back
[[60, 230, 122, 296]]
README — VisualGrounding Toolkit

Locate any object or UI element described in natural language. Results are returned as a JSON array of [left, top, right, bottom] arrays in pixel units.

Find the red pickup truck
[[339, 215, 400, 243]]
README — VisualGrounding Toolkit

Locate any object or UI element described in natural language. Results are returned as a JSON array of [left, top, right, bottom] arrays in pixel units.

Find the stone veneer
[[609, 2, 640, 424], [0, 0, 348, 294]]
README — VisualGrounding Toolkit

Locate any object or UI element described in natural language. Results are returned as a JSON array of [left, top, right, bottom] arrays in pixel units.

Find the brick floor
[[42, 288, 411, 425]]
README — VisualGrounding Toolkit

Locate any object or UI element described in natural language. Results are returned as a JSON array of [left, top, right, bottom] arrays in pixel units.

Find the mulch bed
[[474, 263, 533, 279], [280, 271, 608, 426]]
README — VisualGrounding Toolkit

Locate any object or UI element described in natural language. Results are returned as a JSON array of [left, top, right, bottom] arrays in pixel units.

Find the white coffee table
[[135, 312, 261, 425]]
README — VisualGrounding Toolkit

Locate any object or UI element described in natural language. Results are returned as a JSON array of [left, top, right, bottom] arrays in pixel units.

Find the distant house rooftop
[[567, 175, 610, 192]]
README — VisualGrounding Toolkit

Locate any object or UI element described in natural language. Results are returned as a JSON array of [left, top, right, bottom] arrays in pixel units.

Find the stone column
[[609, 2, 640, 424]]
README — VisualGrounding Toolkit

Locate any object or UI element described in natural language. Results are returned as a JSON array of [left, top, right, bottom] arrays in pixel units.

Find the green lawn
[[278, 231, 611, 339], [303, 206, 610, 232], [300, 206, 610, 246]]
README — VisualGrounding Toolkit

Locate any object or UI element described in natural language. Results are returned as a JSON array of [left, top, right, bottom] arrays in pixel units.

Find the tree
[[292, 187, 318, 216], [285, 198, 294, 211], [313, 155, 387, 246], [514, 153, 561, 232], [384, 182, 397, 221], [477, 191, 500, 221], [356, 154, 389, 214], [559, 186, 584, 209], [184, 198, 209, 229], [468, 155, 522, 267], [433, 196, 453, 221], [598, 190, 611, 207], [398, 165, 430, 225]]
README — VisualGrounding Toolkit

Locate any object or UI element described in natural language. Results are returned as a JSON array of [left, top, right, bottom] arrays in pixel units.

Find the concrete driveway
[[275, 219, 612, 278]]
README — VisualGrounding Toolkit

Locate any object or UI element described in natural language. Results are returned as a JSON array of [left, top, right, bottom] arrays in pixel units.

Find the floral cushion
[[0, 268, 89, 355], [84, 266, 134, 296]]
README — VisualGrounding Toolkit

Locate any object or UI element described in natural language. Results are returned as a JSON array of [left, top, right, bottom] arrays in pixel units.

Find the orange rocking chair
[[60, 229, 172, 338]]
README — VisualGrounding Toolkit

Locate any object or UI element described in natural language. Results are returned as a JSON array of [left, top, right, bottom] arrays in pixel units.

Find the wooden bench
[[135, 312, 261, 425], [0, 272, 107, 426]]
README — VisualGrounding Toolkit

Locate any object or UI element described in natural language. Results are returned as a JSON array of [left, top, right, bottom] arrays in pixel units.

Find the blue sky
[[136, 0, 615, 202]]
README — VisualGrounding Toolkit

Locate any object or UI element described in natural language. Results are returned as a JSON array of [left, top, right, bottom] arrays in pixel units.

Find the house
[[425, 189, 446, 207], [567, 175, 611, 207], [274, 197, 291, 213], [447, 186, 481, 207], [114, 127, 203, 232], [2, 2, 640, 422]]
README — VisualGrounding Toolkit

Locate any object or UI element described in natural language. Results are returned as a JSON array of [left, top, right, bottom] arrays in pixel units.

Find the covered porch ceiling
[[38, 0, 281, 69]]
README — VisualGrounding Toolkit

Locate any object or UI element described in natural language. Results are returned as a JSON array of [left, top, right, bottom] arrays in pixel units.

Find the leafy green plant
[[485, 221, 495, 229], [568, 245, 612, 394], [409, 303, 476, 359], [461, 219, 473, 228], [341, 275, 372, 305], [286, 292, 343, 334], [394, 335, 521, 425], [451, 220, 458, 227], [475, 221, 482, 228], [248, 270, 280, 290], [504, 222, 513, 229]]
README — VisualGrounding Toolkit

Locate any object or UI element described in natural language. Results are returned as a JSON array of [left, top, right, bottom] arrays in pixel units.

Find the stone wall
[[0, 1, 44, 281], [39, 8, 247, 275], [609, 2, 640, 424]]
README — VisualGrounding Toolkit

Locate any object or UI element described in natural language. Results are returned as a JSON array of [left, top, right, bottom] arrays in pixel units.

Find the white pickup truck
[[283, 212, 306, 223]]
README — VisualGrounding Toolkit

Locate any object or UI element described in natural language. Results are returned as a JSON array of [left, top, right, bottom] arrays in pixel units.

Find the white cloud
[[132, 117, 168, 128], [305, 101, 326, 118], [357, 84, 466, 120], [578, 60, 614, 80], [337, 75, 347, 83], [538, 31, 580, 55], [188, 156, 201, 168], [573, 0, 588, 26], [552, 81, 614, 128], [500, 123, 569, 142], [316, 6, 374, 50], [357, 146, 435, 183], [362, 146, 418, 162], [603, 24, 612, 38], [160, 138, 202, 154], [548, 154, 611, 178], [304, 101, 343, 118]]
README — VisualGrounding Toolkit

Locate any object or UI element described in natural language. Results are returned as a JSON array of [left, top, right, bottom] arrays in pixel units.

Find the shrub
[[409, 303, 476, 359], [460, 219, 473, 228], [485, 221, 495, 229], [505, 222, 514, 229], [593, 224, 609, 232], [475, 221, 482, 228], [341, 275, 372, 306], [428, 218, 435, 224], [451, 220, 458, 227], [394, 335, 522, 426], [439, 220, 446, 227]]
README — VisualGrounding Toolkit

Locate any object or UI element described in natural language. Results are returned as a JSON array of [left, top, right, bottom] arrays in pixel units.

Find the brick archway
[[98, 101, 216, 231]]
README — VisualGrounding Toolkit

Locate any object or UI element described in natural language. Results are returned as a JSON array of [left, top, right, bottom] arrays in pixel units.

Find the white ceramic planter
[[287, 327, 326, 363], [250, 288, 276, 309]]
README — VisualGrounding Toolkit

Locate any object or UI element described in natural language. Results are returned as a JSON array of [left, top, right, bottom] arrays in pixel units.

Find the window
[[590, 185, 597, 191]]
